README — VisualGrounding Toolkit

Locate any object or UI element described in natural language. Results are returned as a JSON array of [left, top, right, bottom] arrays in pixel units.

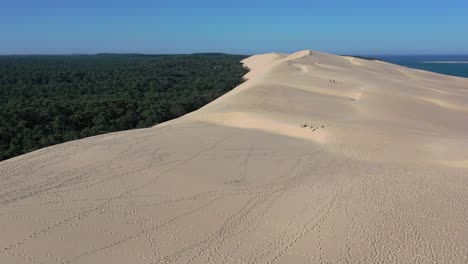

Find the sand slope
[[1, 50, 467, 264]]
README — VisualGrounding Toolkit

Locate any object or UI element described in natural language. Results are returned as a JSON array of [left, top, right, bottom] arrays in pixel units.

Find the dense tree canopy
[[0, 54, 248, 161]]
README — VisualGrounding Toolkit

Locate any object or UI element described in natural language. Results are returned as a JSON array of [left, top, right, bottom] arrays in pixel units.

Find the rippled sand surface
[[1, 50, 467, 263]]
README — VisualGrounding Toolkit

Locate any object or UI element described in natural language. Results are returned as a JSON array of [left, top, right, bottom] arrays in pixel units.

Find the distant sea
[[375, 55, 468, 78]]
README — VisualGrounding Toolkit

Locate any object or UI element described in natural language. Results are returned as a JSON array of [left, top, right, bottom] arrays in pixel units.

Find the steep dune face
[[1, 50, 467, 264], [183, 50, 468, 164]]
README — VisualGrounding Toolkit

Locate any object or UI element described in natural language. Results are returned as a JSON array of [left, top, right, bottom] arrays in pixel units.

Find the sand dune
[[1, 50, 467, 263]]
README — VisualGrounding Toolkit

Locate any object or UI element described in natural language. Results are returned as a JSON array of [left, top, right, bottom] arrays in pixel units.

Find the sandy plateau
[[1, 50, 468, 263]]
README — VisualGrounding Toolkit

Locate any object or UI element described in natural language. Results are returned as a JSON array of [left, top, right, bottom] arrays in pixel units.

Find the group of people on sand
[[301, 123, 325, 131]]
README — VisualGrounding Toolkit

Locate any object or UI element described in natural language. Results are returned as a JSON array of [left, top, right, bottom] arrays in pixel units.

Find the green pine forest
[[0, 53, 248, 161]]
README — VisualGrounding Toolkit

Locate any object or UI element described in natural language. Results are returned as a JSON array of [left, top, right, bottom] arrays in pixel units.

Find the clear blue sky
[[1, 0, 467, 55]]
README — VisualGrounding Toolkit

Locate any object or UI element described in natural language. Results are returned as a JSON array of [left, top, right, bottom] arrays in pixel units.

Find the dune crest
[[1, 50, 468, 264], [286, 49, 313, 60], [182, 50, 468, 164]]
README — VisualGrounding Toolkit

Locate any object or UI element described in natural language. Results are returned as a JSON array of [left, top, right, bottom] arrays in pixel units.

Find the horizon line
[[1, 52, 468, 57]]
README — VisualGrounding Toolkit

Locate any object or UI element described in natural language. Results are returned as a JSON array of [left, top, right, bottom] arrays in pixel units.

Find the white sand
[[1, 50, 467, 263]]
